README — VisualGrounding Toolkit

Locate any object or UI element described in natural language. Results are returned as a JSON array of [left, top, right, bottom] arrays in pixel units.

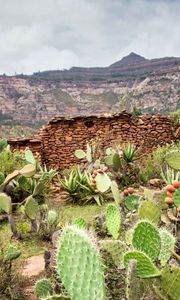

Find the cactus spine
[[56, 225, 106, 300]]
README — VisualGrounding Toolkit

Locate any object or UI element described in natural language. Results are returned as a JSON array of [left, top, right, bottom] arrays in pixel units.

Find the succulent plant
[[0, 172, 5, 185], [0, 192, 12, 214], [25, 149, 36, 166], [35, 278, 53, 299], [112, 153, 121, 171], [161, 265, 180, 300], [138, 200, 161, 224], [0, 138, 8, 152], [19, 164, 36, 177], [110, 180, 122, 205], [95, 172, 111, 193], [124, 194, 140, 211], [105, 204, 121, 239], [173, 187, 180, 207], [99, 239, 127, 269], [126, 260, 142, 300], [124, 251, 160, 278], [132, 221, 161, 261], [159, 230, 175, 265], [56, 225, 106, 300], [24, 196, 39, 220], [5, 245, 21, 261], [165, 151, 180, 171], [74, 217, 88, 230], [47, 210, 58, 225]]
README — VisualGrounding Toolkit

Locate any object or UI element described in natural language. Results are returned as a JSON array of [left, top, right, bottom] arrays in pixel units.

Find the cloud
[[0, 0, 180, 74]]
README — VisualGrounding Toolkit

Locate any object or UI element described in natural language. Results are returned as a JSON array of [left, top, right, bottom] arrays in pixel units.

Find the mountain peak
[[110, 52, 147, 68]]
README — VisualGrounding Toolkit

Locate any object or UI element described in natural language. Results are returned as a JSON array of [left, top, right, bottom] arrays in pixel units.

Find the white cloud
[[0, 0, 180, 74]]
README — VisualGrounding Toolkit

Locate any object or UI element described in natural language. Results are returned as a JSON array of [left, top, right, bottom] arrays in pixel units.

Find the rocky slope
[[0, 52, 180, 137]]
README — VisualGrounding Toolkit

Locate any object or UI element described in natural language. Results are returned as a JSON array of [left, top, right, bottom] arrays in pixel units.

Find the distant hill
[[0, 52, 180, 137]]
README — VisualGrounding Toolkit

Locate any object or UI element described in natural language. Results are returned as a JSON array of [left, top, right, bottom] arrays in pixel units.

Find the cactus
[[19, 164, 36, 177], [124, 251, 160, 278], [124, 195, 140, 211], [5, 245, 21, 261], [132, 221, 161, 261], [0, 192, 12, 214], [112, 153, 121, 171], [44, 296, 71, 300], [0, 138, 8, 152], [138, 200, 161, 224], [47, 210, 58, 225], [95, 172, 111, 193], [99, 239, 127, 269], [24, 196, 39, 220], [126, 260, 142, 300], [56, 225, 106, 300], [161, 265, 180, 300], [173, 187, 180, 207], [75, 143, 92, 162], [35, 278, 53, 299], [110, 181, 122, 205], [25, 149, 36, 165], [74, 217, 88, 230], [159, 230, 175, 265], [105, 204, 121, 239], [165, 151, 180, 171]]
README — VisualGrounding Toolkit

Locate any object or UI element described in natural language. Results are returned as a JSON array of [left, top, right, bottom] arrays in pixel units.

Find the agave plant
[[123, 143, 139, 163]]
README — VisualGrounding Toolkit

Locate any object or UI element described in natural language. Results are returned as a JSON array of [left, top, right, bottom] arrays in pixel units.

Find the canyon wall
[[9, 113, 177, 171]]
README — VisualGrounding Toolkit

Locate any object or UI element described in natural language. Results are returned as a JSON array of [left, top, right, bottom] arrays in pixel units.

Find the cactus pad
[[112, 153, 121, 171], [44, 296, 71, 300], [132, 221, 161, 261], [74, 149, 86, 159], [35, 278, 53, 299], [56, 225, 106, 300], [0, 192, 12, 214], [24, 196, 39, 220], [95, 172, 111, 193], [20, 164, 36, 177], [100, 239, 127, 269], [25, 149, 36, 165], [161, 266, 180, 300], [111, 181, 122, 205], [124, 251, 160, 278], [74, 217, 88, 230], [138, 200, 161, 224], [105, 204, 121, 239], [173, 187, 180, 207], [126, 260, 142, 300], [165, 151, 180, 171], [159, 230, 175, 265], [5, 245, 21, 261], [124, 195, 140, 211]]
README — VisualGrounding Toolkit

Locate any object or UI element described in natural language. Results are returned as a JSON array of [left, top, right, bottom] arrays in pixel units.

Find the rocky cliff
[[0, 52, 180, 136]]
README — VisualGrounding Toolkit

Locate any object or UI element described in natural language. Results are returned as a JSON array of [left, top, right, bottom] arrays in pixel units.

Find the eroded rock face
[[0, 53, 180, 131]]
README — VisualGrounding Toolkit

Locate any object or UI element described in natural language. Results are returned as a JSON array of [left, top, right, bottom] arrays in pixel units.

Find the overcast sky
[[0, 0, 180, 75]]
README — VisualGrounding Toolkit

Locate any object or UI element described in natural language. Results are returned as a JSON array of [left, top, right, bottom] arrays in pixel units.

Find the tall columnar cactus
[[35, 278, 53, 299], [126, 260, 142, 300], [56, 225, 106, 300], [99, 239, 127, 269], [165, 151, 180, 171], [105, 204, 121, 239], [124, 251, 160, 278], [132, 220, 161, 261], [159, 230, 175, 265], [138, 200, 161, 224], [161, 266, 180, 300]]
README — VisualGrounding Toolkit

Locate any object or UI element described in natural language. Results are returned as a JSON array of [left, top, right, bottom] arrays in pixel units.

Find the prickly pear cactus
[[74, 149, 86, 159], [19, 164, 36, 177], [25, 149, 36, 165], [35, 278, 53, 299], [5, 245, 21, 261], [138, 200, 161, 224], [110, 181, 122, 205], [0, 172, 5, 185], [112, 153, 121, 171], [126, 260, 142, 300], [173, 187, 180, 207], [95, 173, 111, 193], [165, 151, 180, 171], [105, 204, 121, 239], [159, 230, 175, 265], [161, 265, 180, 300], [124, 251, 160, 278], [74, 217, 88, 230], [124, 195, 140, 211], [0, 192, 12, 214], [24, 196, 39, 220], [47, 210, 58, 225], [132, 221, 161, 261], [56, 225, 106, 300], [99, 239, 127, 269]]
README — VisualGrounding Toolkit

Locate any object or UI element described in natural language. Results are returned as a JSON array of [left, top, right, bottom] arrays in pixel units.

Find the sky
[[0, 0, 180, 75]]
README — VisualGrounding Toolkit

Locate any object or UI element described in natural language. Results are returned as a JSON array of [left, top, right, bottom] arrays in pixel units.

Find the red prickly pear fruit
[[97, 169, 103, 174], [103, 167, 108, 172], [93, 170, 98, 175], [127, 187, 134, 194], [92, 174, 96, 178], [90, 182, 96, 187], [123, 189, 129, 196], [92, 179, 96, 184]]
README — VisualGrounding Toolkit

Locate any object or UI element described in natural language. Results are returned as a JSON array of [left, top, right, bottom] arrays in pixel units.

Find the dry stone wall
[[9, 112, 177, 171]]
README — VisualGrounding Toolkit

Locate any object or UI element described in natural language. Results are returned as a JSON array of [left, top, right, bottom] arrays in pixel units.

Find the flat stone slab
[[22, 254, 44, 277]]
